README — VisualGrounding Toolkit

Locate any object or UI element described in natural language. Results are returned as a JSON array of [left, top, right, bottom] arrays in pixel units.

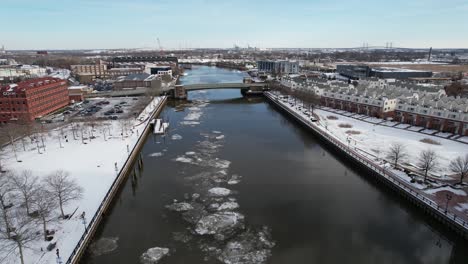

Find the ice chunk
[[195, 212, 245, 240], [175, 156, 192, 163], [89, 237, 119, 256], [208, 187, 231, 197], [171, 134, 183, 140], [166, 202, 194, 212], [218, 202, 239, 211], [140, 247, 170, 264]]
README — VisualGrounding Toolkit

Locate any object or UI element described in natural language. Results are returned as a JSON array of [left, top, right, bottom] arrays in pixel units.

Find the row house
[[395, 95, 468, 135], [280, 76, 467, 135], [320, 86, 398, 119]]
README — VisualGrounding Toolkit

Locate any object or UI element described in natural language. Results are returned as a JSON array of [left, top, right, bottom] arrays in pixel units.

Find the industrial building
[[70, 60, 108, 83], [113, 73, 162, 91], [336, 64, 371, 79], [371, 67, 433, 79], [0, 77, 69, 123], [257, 60, 299, 74], [336, 64, 433, 80], [145, 65, 172, 77]]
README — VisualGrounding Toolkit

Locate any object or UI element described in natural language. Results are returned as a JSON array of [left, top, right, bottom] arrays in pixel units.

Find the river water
[[83, 66, 467, 264]]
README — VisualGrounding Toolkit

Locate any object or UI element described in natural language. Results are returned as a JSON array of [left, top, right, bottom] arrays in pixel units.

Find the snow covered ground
[[0, 97, 165, 264], [315, 109, 466, 176]]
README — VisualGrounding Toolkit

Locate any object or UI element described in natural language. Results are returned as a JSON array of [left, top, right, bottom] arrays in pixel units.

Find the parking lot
[[42, 97, 150, 124]]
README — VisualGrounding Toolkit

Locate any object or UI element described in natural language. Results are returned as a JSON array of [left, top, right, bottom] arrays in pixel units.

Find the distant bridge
[[85, 82, 268, 99], [182, 82, 267, 91], [170, 82, 268, 98]]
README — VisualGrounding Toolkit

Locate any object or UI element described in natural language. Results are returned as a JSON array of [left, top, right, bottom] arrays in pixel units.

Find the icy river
[[82, 66, 468, 264]]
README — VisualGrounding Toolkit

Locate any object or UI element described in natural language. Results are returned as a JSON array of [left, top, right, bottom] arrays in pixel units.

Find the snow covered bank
[[0, 97, 166, 264]]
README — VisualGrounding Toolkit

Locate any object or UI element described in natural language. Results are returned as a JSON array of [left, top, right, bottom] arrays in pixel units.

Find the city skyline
[[1, 0, 468, 50]]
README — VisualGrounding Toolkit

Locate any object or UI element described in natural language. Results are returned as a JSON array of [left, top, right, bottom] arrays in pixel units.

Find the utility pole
[[157, 38, 164, 56]]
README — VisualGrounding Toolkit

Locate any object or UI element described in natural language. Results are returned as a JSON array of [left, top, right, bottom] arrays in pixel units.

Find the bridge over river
[[85, 82, 268, 99], [170, 82, 268, 98]]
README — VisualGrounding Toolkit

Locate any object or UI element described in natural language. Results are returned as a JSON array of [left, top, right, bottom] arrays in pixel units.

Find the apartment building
[[70, 61, 108, 83], [394, 95, 468, 135], [0, 77, 69, 122], [281, 76, 468, 135], [257, 60, 299, 74]]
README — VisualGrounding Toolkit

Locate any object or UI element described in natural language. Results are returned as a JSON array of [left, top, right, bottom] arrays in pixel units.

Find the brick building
[[0, 77, 69, 123]]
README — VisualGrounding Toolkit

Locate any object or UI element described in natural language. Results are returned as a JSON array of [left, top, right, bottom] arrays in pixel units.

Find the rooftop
[[0, 77, 65, 93]]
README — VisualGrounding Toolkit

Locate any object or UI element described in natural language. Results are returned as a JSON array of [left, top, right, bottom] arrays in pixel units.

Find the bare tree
[[0, 124, 22, 162], [0, 174, 14, 239], [386, 142, 408, 168], [118, 119, 132, 139], [10, 171, 39, 216], [449, 154, 468, 185], [0, 209, 40, 264], [0, 146, 6, 173], [45, 170, 83, 218], [71, 122, 79, 140], [417, 149, 439, 182], [32, 187, 58, 240]]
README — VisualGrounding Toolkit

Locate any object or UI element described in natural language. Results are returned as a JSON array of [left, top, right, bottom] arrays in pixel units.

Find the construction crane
[[157, 38, 164, 55]]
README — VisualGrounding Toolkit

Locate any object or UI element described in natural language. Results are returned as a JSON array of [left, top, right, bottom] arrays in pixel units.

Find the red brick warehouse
[[0, 77, 69, 123]]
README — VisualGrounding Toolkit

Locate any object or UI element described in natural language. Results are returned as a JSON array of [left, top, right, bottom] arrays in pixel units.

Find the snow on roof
[[68, 85, 89, 90], [372, 67, 431, 73], [0, 77, 65, 93]]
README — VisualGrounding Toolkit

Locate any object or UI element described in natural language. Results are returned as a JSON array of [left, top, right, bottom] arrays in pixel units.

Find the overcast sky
[[1, 0, 468, 50]]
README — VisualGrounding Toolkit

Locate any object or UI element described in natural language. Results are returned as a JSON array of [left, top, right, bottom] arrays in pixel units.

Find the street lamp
[[445, 194, 452, 214]]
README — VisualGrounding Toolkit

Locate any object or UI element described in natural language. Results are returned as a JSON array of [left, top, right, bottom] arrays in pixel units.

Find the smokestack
[[428, 47, 432, 61]]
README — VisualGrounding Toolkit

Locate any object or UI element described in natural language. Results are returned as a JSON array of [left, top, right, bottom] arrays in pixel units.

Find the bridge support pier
[[174, 85, 187, 99]]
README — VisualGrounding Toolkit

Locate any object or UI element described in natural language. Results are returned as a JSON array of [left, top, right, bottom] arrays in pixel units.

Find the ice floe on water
[[166, 202, 194, 212], [208, 187, 231, 197], [171, 134, 183, 140], [217, 227, 275, 264], [180, 100, 209, 126], [165, 127, 274, 263], [89, 237, 119, 256], [228, 174, 242, 185], [148, 152, 163, 157], [175, 156, 193, 163], [213, 131, 222, 134], [140, 247, 170, 264], [195, 211, 245, 240], [180, 121, 200, 126], [218, 201, 239, 211], [173, 154, 230, 170], [185, 111, 202, 121]]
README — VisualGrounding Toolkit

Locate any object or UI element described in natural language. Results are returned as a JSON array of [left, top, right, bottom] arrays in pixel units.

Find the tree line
[[386, 142, 468, 185], [0, 170, 83, 264]]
